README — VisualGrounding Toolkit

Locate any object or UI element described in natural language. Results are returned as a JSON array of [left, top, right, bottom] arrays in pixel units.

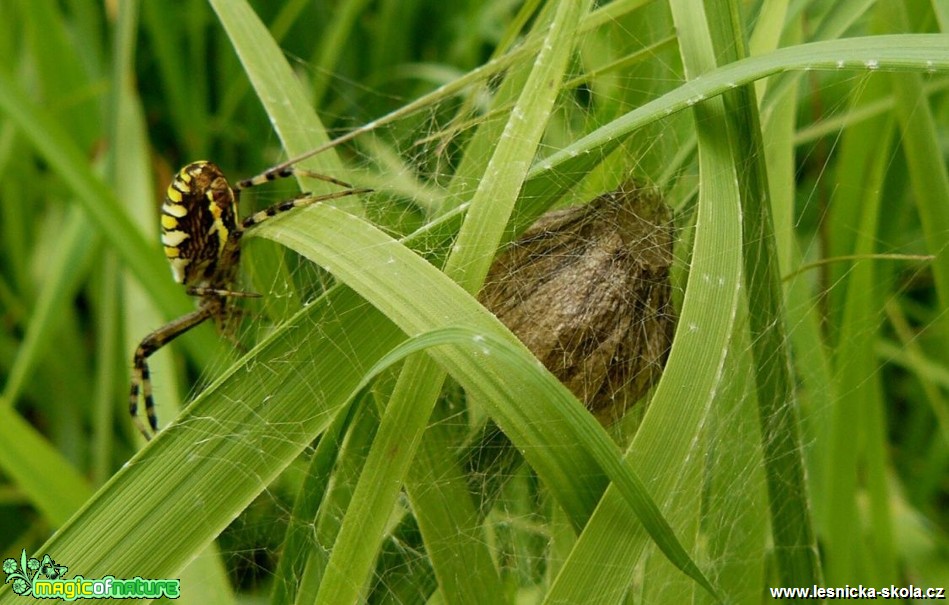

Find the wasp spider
[[129, 160, 369, 440]]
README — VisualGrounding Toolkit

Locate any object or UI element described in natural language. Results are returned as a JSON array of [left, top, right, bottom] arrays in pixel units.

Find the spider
[[129, 160, 369, 440]]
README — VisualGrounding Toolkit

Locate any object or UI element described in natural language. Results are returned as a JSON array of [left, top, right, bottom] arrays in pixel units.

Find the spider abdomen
[[161, 161, 241, 288]]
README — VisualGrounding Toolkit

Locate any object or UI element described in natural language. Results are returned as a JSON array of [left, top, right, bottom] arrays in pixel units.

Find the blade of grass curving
[[760, 0, 876, 106], [412, 2, 589, 600], [208, 0, 363, 213], [393, 19, 578, 595], [349, 1, 579, 597], [646, 3, 756, 599], [407, 2, 588, 600], [519, 34, 949, 218]]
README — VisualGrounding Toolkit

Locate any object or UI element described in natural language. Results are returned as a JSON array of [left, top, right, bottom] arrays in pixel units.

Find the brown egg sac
[[479, 182, 676, 425]]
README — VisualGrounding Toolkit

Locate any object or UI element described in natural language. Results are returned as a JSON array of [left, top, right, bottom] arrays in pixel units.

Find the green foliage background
[[0, 1, 946, 603]]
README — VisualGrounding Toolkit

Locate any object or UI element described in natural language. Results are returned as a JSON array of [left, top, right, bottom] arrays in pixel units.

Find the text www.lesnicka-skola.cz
[[770, 584, 944, 599]]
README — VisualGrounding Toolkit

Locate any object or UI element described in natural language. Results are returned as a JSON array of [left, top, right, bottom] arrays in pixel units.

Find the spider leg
[[130, 305, 215, 440], [241, 188, 372, 230], [187, 289, 258, 349], [186, 286, 261, 298], [236, 166, 358, 190]]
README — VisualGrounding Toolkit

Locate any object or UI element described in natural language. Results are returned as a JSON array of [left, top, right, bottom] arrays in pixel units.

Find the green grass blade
[[825, 116, 892, 583], [512, 35, 949, 302], [715, 0, 822, 590], [208, 0, 364, 212], [886, 57, 949, 341], [269, 397, 360, 605], [0, 407, 92, 525], [1, 209, 94, 404]]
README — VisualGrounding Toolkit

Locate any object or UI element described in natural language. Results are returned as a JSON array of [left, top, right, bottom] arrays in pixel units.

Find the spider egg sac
[[479, 182, 676, 425]]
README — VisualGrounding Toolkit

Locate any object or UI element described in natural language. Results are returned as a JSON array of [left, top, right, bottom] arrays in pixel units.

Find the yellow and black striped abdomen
[[161, 161, 240, 288]]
